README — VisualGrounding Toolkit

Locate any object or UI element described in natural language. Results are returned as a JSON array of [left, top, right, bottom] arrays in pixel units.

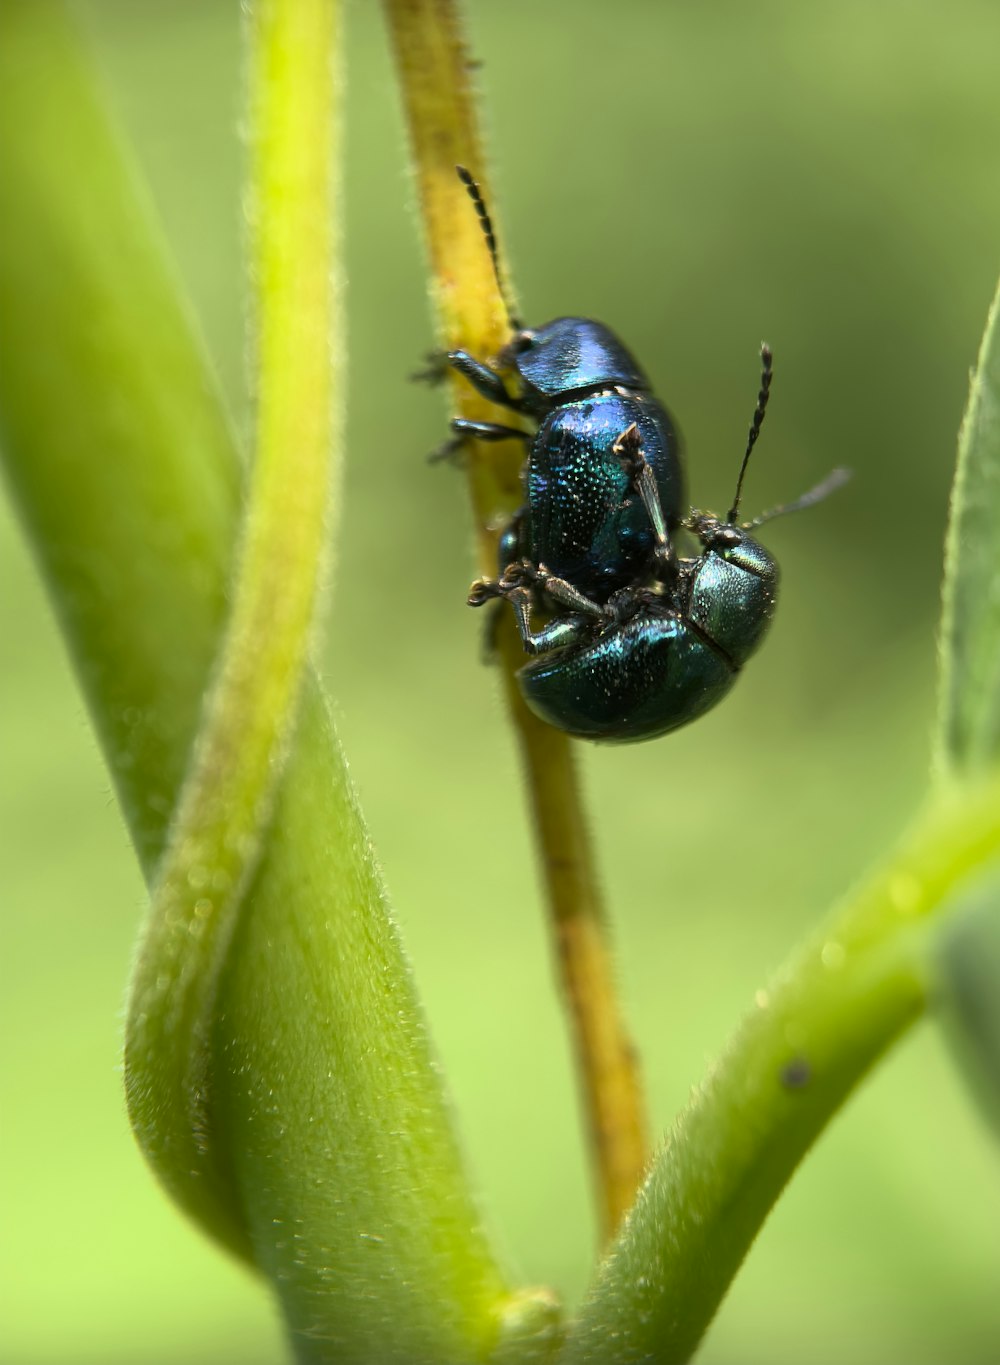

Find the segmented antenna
[[743, 466, 852, 530], [727, 343, 773, 524], [455, 165, 522, 331]]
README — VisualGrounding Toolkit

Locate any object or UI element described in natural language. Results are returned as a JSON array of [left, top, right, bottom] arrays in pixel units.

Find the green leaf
[[0, 3, 508, 1359], [0, 0, 240, 874], [936, 873, 1000, 1140], [938, 275, 1000, 776]]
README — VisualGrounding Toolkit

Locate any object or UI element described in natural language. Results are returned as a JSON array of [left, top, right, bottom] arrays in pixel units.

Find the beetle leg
[[453, 418, 529, 443], [506, 587, 591, 656], [516, 562, 605, 620], [468, 573, 588, 656], [467, 575, 506, 607], [467, 574, 523, 662], [410, 351, 451, 385], [428, 418, 531, 466], [445, 350, 521, 409], [493, 556, 605, 619], [466, 510, 529, 608], [613, 422, 676, 581]]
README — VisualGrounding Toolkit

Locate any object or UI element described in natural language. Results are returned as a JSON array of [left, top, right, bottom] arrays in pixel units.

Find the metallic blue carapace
[[507, 316, 648, 406], [524, 389, 683, 599]]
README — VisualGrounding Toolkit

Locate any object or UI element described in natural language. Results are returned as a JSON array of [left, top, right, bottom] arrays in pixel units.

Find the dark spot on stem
[[781, 1056, 811, 1089]]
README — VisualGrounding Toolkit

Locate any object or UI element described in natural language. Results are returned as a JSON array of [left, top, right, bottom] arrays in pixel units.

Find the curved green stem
[[0, 4, 510, 1358], [560, 776, 1000, 1362], [124, 0, 341, 1253]]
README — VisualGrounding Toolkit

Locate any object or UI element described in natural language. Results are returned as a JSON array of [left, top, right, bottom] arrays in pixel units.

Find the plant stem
[[503, 649, 650, 1234], [1, 6, 513, 1352], [124, 0, 340, 1252], [561, 776, 1000, 1362], [382, 0, 649, 1239]]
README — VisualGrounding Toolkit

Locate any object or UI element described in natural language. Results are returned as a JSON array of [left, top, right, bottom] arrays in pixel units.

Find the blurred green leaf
[[0, 0, 240, 874], [938, 276, 1000, 777], [936, 875, 1000, 1141], [0, 2, 509, 1359], [931, 271, 1000, 1144]]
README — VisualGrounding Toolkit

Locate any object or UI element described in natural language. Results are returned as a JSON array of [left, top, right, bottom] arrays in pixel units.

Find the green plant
[[2, 1, 999, 1361]]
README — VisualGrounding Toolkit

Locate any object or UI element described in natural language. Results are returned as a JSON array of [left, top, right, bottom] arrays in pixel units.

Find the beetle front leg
[[414, 347, 529, 413], [445, 350, 523, 410], [613, 422, 676, 581], [465, 507, 527, 607], [468, 565, 591, 657], [504, 587, 591, 656], [428, 418, 531, 465], [516, 562, 605, 621]]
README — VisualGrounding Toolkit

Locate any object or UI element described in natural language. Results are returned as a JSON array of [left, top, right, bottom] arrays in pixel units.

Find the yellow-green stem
[[382, 0, 649, 1239], [124, 0, 340, 1254]]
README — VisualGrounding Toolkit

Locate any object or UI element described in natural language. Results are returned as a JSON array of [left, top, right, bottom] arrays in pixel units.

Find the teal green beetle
[[470, 352, 848, 742], [507, 511, 780, 742]]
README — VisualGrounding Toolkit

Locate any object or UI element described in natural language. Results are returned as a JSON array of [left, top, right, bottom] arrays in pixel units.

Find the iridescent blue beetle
[[438, 168, 847, 742], [436, 167, 685, 603]]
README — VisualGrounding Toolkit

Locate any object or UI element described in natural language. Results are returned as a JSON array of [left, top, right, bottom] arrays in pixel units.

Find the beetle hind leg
[[505, 586, 591, 656], [428, 417, 531, 465], [468, 561, 593, 657]]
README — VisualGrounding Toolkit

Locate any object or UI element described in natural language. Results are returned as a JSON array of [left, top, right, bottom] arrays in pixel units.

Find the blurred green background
[[3, 0, 1000, 1361]]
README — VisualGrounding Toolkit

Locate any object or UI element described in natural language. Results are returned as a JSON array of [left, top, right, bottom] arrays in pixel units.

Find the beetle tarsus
[[467, 577, 504, 607], [411, 351, 452, 386]]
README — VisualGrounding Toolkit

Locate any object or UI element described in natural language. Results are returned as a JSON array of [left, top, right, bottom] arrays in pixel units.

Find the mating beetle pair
[[433, 167, 846, 742]]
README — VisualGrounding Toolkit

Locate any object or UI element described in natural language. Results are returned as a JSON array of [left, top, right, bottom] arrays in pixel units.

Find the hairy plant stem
[[124, 0, 340, 1253], [382, 0, 649, 1239], [561, 773, 1000, 1361], [0, 7, 515, 1353]]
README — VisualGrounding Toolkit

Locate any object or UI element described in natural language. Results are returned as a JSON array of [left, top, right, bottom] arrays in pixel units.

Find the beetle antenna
[[456, 165, 523, 331], [743, 466, 852, 530], [727, 343, 773, 524]]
